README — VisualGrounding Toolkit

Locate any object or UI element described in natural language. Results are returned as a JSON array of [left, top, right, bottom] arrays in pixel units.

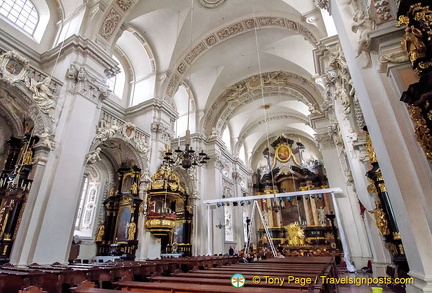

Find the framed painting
[[115, 204, 132, 243], [0, 51, 30, 84]]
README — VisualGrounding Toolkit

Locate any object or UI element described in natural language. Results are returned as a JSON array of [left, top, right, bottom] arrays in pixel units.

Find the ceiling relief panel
[[99, 8, 122, 40]]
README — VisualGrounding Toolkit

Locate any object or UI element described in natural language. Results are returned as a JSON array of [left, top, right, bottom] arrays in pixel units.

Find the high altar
[[252, 135, 339, 251]]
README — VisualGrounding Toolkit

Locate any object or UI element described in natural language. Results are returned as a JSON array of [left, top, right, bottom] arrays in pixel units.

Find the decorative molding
[[314, 132, 334, 150], [94, 111, 150, 161], [197, 0, 226, 8], [0, 51, 30, 85], [150, 121, 172, 143], [185, 42, 207, 65], [66, 64, 110, 103], [206, 71, 319, 135], [320, 47, 354, 117], [164, 16, 319, 97], [0, 51, 60, 124], [372, 0, 394, 24], [377, 46, 409, 73], [117, 0, 133, 11], [352, 10, 376, 68], [39, 131, 56, 151], [85, 147, 102, 164], [99, 8, 122, 40], [353, 98, 366, 129], [314, 0, 330, 14]]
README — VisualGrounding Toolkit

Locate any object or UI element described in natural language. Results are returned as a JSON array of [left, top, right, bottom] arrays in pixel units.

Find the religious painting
[[173, 223, 184, 244], [6, 59, 23, 75], [121, 173, 134, 193], [0, 51, 30, 84], [280, 197, 305, 226], [275, 143, 292, 162], [115, 205, 132, 243]]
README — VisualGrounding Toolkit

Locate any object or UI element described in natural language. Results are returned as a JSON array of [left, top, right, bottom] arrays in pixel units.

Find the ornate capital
[[67, 65, 109, 102], [314, 0, 330, 14], [314, 132, 335, 150]]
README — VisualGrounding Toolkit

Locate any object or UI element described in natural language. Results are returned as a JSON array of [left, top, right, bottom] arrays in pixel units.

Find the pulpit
[[145, 166, 193, 256]]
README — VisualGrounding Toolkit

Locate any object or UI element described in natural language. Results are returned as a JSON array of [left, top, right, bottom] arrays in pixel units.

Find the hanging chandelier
[[163, 129, 210, 169], [162, 0, 210, 169]]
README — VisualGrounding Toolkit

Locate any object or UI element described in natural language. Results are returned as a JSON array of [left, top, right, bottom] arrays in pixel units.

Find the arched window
[[222, 127, 231, 151], [224, 205, 233, 242], [75, 167, 102, 238], [0, 0, 38, 35], [239, 144, 246, 163], [108, 56, 126, 99]]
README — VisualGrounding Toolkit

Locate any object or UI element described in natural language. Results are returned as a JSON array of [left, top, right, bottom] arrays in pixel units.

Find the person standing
[[229, 246, 234, 256]]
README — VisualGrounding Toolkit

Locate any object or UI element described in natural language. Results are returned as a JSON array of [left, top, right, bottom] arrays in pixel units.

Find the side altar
[[95, 162, 142, 259]]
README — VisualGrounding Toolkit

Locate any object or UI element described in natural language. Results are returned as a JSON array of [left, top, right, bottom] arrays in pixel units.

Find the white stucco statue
[[85, 147, 102, 164]]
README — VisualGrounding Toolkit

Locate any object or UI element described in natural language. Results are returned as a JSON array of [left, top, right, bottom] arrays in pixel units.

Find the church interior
[[0, 0, 431, 292]]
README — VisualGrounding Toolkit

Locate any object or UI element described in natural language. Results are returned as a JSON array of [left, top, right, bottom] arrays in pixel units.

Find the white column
[[331, 1, 432, 291]]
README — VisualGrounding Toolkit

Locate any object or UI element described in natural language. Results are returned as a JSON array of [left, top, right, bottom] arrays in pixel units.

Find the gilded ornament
[[393, 232, 401, 240], [369, 201, 390, 236], [401, 25, 426, 65], [324, 232, 335, 243], [385, 242, 398, 256], [367, 182, 377, 194], [131, 182, 138, 194], [365, 133, 377, 163], [286, 223, 305, 245], [396, 15, 410, 27], [378, 183, 387, 193], [127, 219, 136, 240], [399, 244, 405, 255], [96, 223, 105, 242], [408, 105, 432, 161]]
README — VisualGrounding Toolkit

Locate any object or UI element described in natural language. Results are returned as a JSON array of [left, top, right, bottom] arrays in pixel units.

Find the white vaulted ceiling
[[78, 0, 331, 167]]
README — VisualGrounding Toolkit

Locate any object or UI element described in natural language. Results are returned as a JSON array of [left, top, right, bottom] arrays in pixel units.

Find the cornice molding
[[40, 34, 120, 77]]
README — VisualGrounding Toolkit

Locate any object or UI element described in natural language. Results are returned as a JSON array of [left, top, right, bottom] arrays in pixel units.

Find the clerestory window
[[0, 0, 38, 35]]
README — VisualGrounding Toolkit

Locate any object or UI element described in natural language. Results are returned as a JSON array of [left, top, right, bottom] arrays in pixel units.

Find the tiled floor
[[336, 272, 406, 293]]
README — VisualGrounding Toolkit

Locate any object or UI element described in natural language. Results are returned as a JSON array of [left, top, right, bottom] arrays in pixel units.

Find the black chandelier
[[163, 129, 210, 169]]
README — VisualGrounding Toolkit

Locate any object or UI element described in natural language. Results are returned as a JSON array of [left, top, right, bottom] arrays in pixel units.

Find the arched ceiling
[[107, 0, 329, 162]]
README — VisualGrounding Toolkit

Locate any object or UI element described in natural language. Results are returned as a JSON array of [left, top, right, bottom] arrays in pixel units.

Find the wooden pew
[[114, 281, 317, 292], [150, 275, 321, 291]]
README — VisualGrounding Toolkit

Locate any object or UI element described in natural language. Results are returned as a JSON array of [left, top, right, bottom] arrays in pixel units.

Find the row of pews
[[0, 255, 337, 293], [79, 256, 337, 293], [0, 256, 239, 293]]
